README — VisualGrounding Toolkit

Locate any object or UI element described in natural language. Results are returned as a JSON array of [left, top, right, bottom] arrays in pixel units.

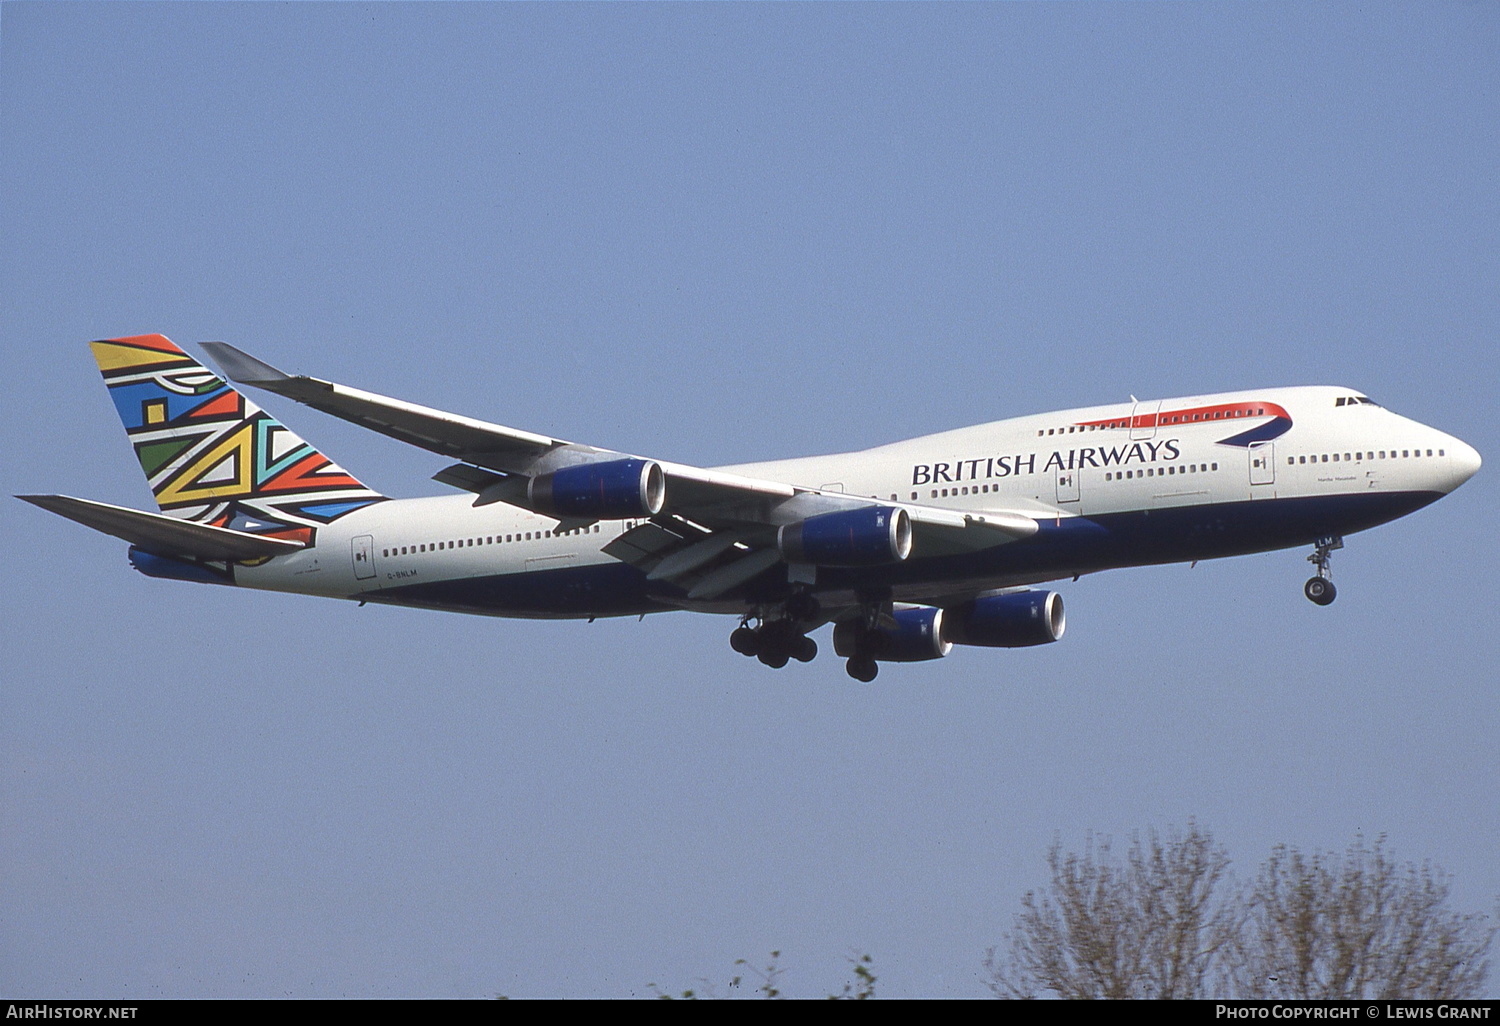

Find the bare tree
[[986, 825, 1494, 1000], [1230, 836, 1494, 1000], [983, 822, 1238, 999]]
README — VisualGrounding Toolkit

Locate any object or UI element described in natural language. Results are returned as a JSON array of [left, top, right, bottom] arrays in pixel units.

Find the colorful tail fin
[[90, 334, 385, 546]]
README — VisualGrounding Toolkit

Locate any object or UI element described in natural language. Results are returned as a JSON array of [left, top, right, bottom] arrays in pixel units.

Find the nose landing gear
[[1304, 535, 1342, 606]]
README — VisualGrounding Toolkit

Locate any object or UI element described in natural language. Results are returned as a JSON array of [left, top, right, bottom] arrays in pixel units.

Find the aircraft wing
[[202, 341, 799, 509], [201, 342, 564, 469], [18, 494, 306, 561], [202, 342, 1041, 596]]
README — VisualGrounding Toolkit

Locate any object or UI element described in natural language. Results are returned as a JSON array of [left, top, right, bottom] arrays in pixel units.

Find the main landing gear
[[730, 618, 817, 669], [839, 599, 891, 683], [1304, 535, 1342, 606], [728, 590, 889, 681], [728, 589, 822, 669]]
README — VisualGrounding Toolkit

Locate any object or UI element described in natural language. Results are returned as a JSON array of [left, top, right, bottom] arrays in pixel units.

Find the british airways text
[[912, 439, 1182, 485]]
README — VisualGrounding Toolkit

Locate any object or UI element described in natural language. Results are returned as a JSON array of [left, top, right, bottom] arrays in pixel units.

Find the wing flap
[[686, 548, 783, 601], [600, 521, 688, 573], [18, 494, 305, 560]]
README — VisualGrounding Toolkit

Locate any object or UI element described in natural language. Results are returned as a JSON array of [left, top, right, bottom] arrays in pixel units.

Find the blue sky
[[3, 2, 1497, 999]]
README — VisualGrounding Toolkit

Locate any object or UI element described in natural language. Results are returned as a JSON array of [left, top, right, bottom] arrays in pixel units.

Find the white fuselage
[[233, 386, 1480, 618]]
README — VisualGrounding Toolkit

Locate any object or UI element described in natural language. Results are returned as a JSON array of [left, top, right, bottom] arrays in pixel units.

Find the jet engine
[[943, 590, 1065, 648], [778, 506, 912, 566], [832, 605, 951, 663], [528, 458, 666, 519]]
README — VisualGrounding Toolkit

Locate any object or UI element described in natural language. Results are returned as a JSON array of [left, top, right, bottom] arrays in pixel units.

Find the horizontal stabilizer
[[17, 494, 305, 561]]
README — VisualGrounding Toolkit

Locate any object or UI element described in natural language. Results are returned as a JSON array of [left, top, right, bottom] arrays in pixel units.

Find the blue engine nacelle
[[778, 506, 912, 566], [529, 458, 666, 519], [832, 605, 951, 663], [943, 590, 1066, 648]]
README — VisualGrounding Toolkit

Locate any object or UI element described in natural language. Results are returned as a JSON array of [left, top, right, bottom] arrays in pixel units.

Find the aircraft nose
[[1444, 436, 1482, 491]]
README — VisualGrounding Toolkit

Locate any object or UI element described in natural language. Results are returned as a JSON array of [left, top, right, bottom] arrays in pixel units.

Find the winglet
[[198, 341, 291, 385]]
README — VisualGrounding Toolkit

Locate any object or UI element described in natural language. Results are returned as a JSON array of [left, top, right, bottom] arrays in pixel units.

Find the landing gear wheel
[[846, 655, 878, 682], [1304, 536, 1342, 607], [791, 636, 817, 663], [1304, 577, 1336, 606], [758, 649, 790, 669], [730, 626, 760, 656]]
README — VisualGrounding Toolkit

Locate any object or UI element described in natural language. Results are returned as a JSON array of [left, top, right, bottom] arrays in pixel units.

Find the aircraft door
[[1056, 467, 1080, 505], [1249, 442, 1275, 489], [1130, 400, 1161, 440], [352, 534, 377, 580]]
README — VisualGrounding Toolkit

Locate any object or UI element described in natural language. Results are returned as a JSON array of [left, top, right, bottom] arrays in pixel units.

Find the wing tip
[[199, 341, 291, 384]]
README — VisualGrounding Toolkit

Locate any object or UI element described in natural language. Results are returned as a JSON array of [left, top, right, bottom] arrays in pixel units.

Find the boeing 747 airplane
[[21, 335, 1481, 680]]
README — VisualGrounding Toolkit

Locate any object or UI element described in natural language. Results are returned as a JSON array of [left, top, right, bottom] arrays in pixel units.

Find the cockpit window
[[1335, 395, 1381, 408]]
